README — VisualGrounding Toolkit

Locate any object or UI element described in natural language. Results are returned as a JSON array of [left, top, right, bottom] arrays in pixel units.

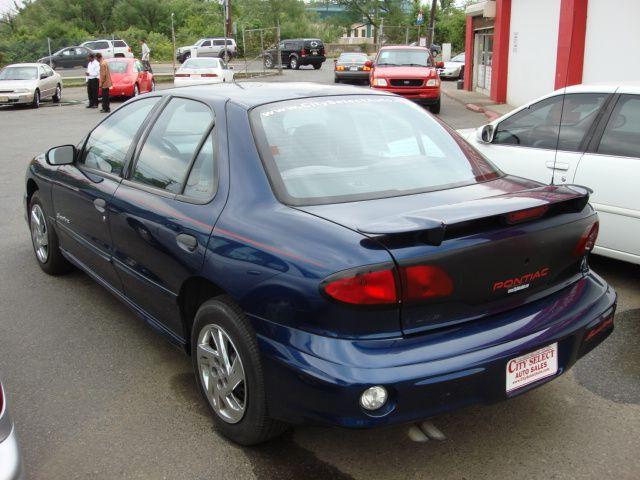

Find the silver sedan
[[0, 380, 23, 480], [0, 63, 62, 108]]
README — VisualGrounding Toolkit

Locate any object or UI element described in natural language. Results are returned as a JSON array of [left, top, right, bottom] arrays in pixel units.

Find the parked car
[[333, 52, 371, 84], [367, 45, 444, 113], [0, 380, 24, 480], [174, 57, 234, 86], [37, 46, 93, 70], [176, 38, 237, 63], [105, 58, 155, 98], [263, 38, 325, 70], [460, 83, 640, 265], [80, 39, 133, 59], [437, 52, 465, 79], [24, 83, 616, 446], [0, 63, 61, 108]]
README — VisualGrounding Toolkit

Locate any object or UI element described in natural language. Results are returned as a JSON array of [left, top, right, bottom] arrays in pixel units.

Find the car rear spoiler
[[357, 185, 591, 246]]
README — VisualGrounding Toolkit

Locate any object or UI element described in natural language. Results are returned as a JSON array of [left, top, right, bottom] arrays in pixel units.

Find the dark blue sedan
[[24, 83, 616, 445]]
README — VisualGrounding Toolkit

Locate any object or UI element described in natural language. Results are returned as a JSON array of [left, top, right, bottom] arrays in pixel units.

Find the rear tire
[[289, 56, 299, 70], [133, 84, 139, 97], [191, 296, 288, 446], [263, 55, 274, 69], [313, 63, 321, 70], [334, 77, 340, 83], [29, 191, 72, 275], [429, 98, 441, 114]]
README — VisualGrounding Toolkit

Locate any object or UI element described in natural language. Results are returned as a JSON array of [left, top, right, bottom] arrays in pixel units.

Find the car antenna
[[551, 15, 575, 186]]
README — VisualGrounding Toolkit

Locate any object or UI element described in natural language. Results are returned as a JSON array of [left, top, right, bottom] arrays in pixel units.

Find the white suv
[[80, 39, 133, 58], [177, 38, 237, 63]]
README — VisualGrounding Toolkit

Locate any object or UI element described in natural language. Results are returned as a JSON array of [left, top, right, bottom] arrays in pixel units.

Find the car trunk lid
[[299, 180, 595, 335]]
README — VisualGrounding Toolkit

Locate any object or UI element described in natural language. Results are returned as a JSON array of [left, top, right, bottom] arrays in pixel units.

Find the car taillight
[[505, 205, 549, 225], [301, 49, 307, 57], [336, 65, 345, 71], [201, 73, 218, 77], [323, 268, 397, 305], [573, 220, 599, 257], [128, 47, 131, 52], [322, 264, 454, 305], [401, 265, 454, 301], [363, 66, 371, 71]]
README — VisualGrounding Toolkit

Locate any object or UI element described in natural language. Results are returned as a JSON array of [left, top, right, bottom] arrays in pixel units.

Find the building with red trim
[[463, 0, 636, 106]]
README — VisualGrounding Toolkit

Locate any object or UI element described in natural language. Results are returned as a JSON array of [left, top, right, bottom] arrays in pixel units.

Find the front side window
[[251, 96, 500, 205], [377, 48, 433, 67], [597, 94, 640, 158], [131, 98, 213, 193], [80, 97, 160, 175], [201, 40, 211, 47], [494, 93, 607, 151]]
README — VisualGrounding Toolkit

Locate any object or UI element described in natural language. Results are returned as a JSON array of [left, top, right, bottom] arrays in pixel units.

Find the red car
[[367, 46, 443, 114], [106, 58, 155, 98]]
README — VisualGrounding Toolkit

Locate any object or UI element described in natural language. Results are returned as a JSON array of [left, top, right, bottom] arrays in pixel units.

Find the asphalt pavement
[[0, 66, 639, 480]]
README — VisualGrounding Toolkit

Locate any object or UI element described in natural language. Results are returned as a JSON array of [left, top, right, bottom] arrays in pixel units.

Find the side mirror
[[46, 145, 76, 166], [364, 60, 373, 68], [476, 124, 495, 143], [436, 61, 445, 68]]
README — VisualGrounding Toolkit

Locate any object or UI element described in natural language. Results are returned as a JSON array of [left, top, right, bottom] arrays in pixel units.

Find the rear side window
[[113, 40, 127, 48], [597, 95, 640, 158], [184, 135, 217, 200], [251, 96, 500, 205], [80, 97, 160, 175], [85, 41, 109, 50], [131, 98, 214, 193], [494, 93, 606, 151]]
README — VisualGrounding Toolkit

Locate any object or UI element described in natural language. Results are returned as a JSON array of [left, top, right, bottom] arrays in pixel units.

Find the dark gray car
[[38, 46, 93, 69]]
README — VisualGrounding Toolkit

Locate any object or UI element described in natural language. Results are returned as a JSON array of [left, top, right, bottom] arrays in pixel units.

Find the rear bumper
[[300, 56, 325, 65], [335, 70, 370, 80], [0, 426, 23, 480], [108, 84, 134, 97], [253, 273, 616, 427]]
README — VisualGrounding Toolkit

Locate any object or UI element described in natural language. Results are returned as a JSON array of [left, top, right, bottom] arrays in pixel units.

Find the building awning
[[465, 1, 496, 18]]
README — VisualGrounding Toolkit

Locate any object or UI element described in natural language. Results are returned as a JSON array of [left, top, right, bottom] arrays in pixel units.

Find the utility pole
[[171, 13, 176, 75], [426, 0, 438, 50]]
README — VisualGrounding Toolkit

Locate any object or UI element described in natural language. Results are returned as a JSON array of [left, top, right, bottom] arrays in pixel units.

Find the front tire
[[52, 84, 62, 103], [29, 192, 72, 275], [31, 89, 40, 108], [191, 297, 287, 445], [429, 98, 441, 114]]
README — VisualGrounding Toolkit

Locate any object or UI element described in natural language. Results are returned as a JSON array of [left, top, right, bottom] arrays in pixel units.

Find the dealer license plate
[[312, 50, 318, 55], [0, 96, 8, 102], [191, 74, 201, 78], [505, 343, 558, 393], [350, 67, 358, 71]]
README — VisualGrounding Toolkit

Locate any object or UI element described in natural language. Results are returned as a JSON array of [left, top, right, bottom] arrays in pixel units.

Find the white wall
[[506, 0, 560, 106], [583, 0, 640, 84]]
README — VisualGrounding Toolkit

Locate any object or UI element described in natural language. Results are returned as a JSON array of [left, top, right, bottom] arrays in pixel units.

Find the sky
[[0, 0, 22, 16]]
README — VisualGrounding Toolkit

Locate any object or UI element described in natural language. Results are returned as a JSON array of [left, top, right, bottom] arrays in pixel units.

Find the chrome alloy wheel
[[197, 324, 247, 424], [30, 204, 48, 263]]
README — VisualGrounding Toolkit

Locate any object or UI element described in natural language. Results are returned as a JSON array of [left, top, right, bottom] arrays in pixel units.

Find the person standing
[[140, 39, 152, 73], [96, 53, 112, 113], [85, 53, 100, 109]]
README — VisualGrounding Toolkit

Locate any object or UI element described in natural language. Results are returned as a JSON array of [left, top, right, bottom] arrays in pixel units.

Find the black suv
[[263, 38, 326, 70]]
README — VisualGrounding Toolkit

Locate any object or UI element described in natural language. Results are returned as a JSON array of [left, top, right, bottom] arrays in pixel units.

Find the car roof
[[167, 81, 391, 109], [3, 63, 43, 67], [558, 82, 640, 95], [379, 45, 430, 51]]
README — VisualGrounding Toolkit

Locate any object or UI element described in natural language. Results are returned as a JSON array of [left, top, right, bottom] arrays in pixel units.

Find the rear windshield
[[182, 58, 220, 69], [338, 53, 368, 62], [377, 49, 433, 67], [108, 61, 129, 73], [251, 96, 501, 205], [0, 67, 37, 80]]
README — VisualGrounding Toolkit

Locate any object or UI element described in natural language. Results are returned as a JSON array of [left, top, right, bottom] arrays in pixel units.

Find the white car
[[0, 380, 24, 480], [0, 63, 62, 108], [437, 52, 465, 79], [174, 58, 234, 86], [460, 83, 640, 265], [80, 39, 133, 58]]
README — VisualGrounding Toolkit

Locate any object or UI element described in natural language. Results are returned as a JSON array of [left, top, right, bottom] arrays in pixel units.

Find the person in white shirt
[[140, 39, 152, 73], [85, 53, 100, 108]]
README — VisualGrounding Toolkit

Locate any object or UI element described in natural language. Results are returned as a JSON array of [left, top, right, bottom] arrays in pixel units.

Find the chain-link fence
[[377, 25, 424, 49], [237, 26, 282, 78]]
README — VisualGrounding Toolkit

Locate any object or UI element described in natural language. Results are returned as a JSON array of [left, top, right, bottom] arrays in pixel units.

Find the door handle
[[176, 233, 198, 253], [545, 161, 570, 171], [93, 198, 106, 213]]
